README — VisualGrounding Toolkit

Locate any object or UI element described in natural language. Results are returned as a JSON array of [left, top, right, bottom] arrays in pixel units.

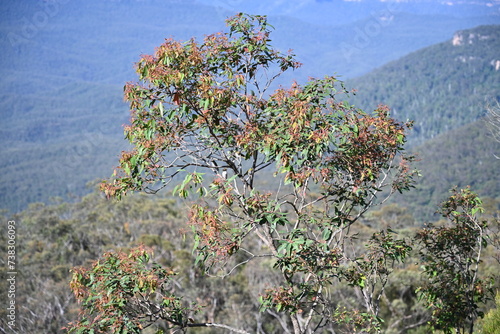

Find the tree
[[480, 292, 500, 334], [416, 187, 494, 334], [70, 13, 417, 334]]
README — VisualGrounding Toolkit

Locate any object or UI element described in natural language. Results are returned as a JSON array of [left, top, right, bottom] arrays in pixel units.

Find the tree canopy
[[63, 13, 497, 334]]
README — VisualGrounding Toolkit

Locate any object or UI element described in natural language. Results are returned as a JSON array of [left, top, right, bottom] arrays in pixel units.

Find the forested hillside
[[2, 186, 499, 333], [1, 9, 499, 334], [1, 1, 499, 213], [348, 24, 500, 146], [392, 118, 500, 221], [346, 25, 500, 221]]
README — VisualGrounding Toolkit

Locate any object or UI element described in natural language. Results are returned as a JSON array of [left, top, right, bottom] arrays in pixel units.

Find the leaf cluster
[[67, 247, 193, 334], [416, 187, 494, 333]]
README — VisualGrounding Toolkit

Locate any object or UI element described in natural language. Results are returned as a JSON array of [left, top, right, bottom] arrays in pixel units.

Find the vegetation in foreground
[[1, 13, 498, 334]]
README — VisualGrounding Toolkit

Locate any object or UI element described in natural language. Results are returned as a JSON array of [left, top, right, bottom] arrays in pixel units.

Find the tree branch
[[186, 322, 251, 334]]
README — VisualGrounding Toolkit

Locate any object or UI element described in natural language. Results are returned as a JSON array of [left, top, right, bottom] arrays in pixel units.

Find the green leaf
[[322, 228, 332, 241]]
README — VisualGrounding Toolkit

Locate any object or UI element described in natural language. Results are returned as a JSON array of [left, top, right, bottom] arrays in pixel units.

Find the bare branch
[[186, 322, 252, 334]]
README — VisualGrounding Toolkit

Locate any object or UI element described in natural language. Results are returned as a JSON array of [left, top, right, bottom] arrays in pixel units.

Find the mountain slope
[[1, 1, 498, 212], [347, 25, 500, 146], [391, 118, 500, 222]]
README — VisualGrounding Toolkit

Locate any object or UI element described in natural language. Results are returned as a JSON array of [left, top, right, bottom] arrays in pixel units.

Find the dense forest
[[391, 118, 500, 221], [347, 25, 500, 220], [348, 25, 500, 146], [1, 187, 499, 333], [1, 2, 499, 333], [1, 13, 499, 333], [1, 0, 499, 213]]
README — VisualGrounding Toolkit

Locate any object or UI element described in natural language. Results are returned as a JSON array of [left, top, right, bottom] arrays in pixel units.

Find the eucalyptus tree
[[69, 13, 417, 334]]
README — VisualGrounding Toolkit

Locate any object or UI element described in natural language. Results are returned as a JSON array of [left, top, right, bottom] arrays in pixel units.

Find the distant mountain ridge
[[199, 0, 500, 27], [347, 24, 500, 146], [0, 1, 498, 212], [345, 24, 500, 220]]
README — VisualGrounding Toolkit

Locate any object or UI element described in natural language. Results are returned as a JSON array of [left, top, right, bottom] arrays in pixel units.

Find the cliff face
[[452, 26, 500, 70], [452, 29, 494, 46], [492, 59, 500, 71]]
